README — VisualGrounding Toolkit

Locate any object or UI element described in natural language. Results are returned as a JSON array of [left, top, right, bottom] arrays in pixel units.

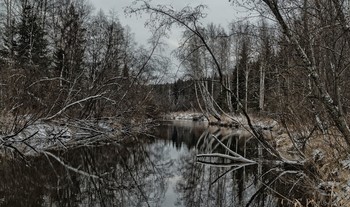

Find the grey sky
[[89, 0, 247, 47], [89, 0, 249, 79]]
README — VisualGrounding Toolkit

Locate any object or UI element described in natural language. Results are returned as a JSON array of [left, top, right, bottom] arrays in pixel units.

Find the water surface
[[0, 121, 309, 207]]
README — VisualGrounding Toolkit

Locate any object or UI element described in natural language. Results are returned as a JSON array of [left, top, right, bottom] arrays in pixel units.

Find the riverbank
[[0, 113, 158, 157], [162, 111, 205, 121], [163, 111, 350, 205]]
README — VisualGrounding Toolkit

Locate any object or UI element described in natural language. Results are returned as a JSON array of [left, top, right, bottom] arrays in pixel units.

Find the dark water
[[0, 121, 310, 207]]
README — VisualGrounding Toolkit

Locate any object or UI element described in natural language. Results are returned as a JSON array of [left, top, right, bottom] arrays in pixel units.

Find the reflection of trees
[[0, 136, 171, 207], [151, 121, 206, 150], [175, 151, 263, 207], [175, 129, 315, 207], [0, 123, 318, 207]]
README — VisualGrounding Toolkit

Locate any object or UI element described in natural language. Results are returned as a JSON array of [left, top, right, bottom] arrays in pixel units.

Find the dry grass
[[301, 128, 350, 206], [250, 115, 350, 205]]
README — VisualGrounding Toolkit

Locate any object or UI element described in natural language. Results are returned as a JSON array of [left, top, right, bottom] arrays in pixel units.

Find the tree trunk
[[244, 68, 249, 112], [259, 63, 265, 111], [236, 64, 240, 111], [227, 75, 233, 112], [211, 73, 214, 107], [263, 0, 350, 147]]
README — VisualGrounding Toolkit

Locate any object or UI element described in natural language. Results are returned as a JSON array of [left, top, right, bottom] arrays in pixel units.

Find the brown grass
[[303, 128, 350, 206]]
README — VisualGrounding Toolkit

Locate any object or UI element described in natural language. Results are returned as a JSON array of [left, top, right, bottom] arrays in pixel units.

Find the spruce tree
[[16, 3, 49, 70], [0, 19, 17, 66]]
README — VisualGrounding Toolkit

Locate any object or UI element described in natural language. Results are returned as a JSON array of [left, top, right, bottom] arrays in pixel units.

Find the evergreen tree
[[0, 18, 17, 66], [233, 39, 250, 110], [16, 3, 49, 70]]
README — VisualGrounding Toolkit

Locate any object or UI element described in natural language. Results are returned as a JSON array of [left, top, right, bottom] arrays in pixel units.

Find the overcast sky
[[89, 0, 250, 79], [89, 0, 250, 47]]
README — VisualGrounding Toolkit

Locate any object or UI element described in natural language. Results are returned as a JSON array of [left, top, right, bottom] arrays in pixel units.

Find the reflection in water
[[175, 151, 307, 207], [0, 121, 310, 207], [0, 138, 171, 207]]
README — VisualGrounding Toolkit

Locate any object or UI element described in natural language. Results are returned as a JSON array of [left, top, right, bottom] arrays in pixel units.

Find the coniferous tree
[[0, 18, 16, 66], [16, 2, 49, 70], [234, 37, 250, 111]]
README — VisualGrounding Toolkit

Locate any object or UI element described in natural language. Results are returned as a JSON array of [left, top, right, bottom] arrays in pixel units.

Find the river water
[[0, 121, 310, 207]]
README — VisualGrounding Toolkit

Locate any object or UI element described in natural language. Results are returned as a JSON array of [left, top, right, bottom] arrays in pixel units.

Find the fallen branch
[[196, 159, 254, 168], [197, 153, 256, 163], [43, 94, 105, 121]]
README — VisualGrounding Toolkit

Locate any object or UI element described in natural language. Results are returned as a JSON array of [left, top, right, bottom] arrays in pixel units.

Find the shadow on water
[[0, 121, 314, 207]]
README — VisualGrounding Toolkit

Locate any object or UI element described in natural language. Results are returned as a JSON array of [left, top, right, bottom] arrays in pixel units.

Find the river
[[0, 120, 311, 207]]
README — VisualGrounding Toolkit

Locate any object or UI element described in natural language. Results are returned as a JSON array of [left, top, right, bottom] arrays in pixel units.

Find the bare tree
[[260, 0, 350, 148], [127, 1, 286, 160]]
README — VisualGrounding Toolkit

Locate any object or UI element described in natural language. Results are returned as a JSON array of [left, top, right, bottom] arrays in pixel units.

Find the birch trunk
[[227, 75, 233, 112], [236, 67, 240, 111], [259, 63, 265, 111], [244, 68, 249, 112], [263, 0, 350, 147]]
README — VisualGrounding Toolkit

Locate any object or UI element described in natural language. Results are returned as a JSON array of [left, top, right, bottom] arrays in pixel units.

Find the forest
[[1, 0, 350, 206], [0, 0, 169, 122]]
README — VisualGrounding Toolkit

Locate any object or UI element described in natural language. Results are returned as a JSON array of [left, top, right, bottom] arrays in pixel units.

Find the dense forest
[[156, 0, 350, 142], [153, 0, 350, 131], [2, 0, 350, 144], [1, 0, 350, 205], [0, 0, 169, 122], [2, 0, 350, 128]]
